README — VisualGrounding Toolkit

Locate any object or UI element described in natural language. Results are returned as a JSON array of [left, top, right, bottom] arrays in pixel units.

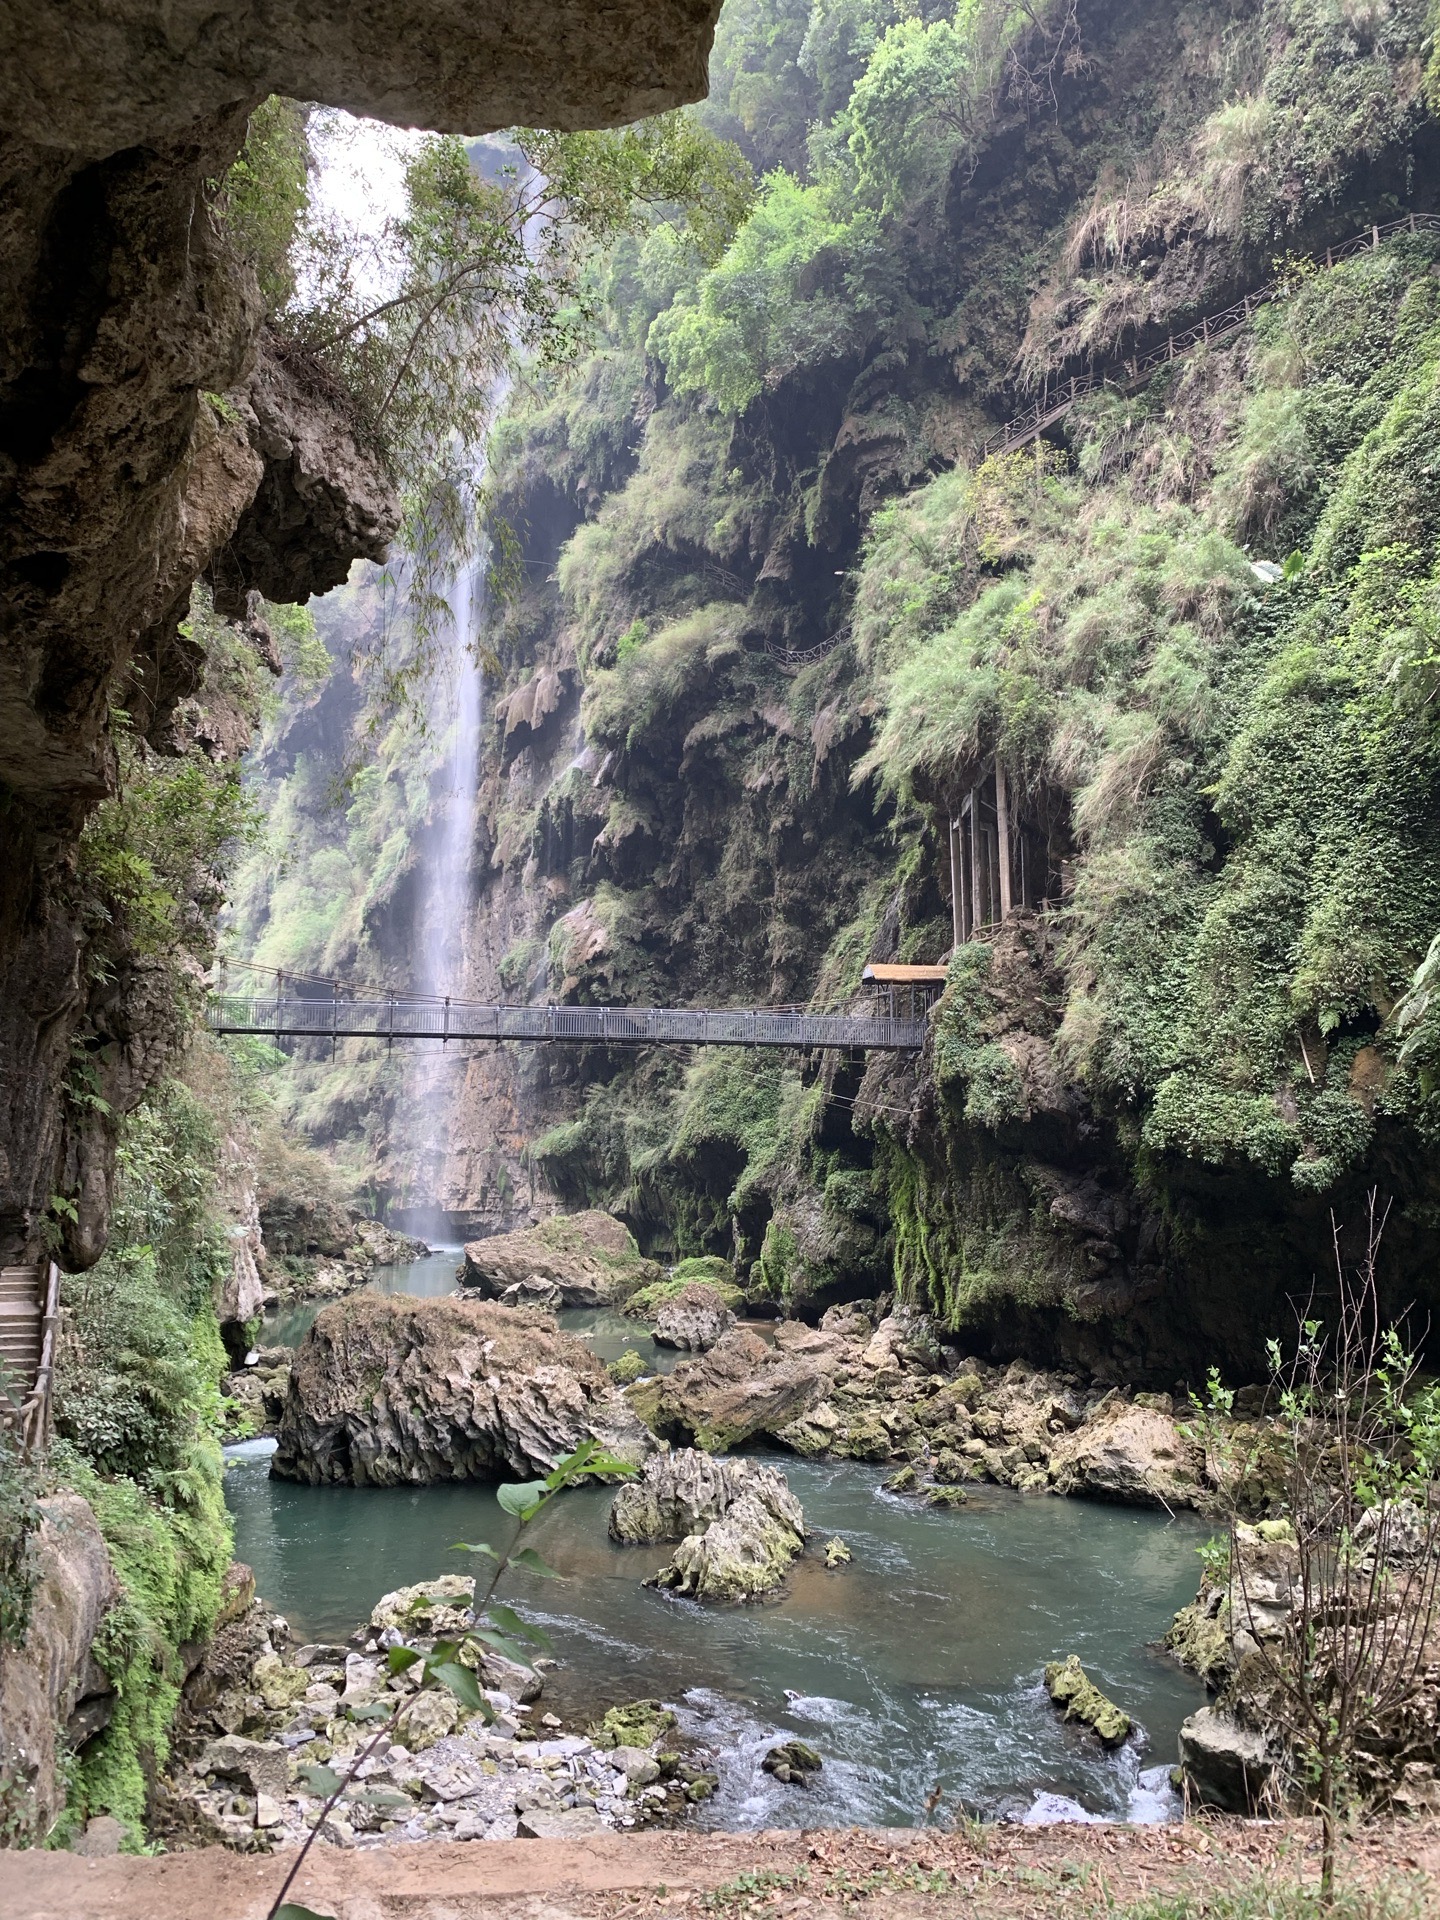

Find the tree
[[1191, 1196, 1440, 1905], [276, 116, 752, 701]]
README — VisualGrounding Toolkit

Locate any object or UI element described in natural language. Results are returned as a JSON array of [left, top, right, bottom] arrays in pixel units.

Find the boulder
[[1043, 1656, 1131, 1747], [763, 1739, 823, 1786], [823, 1536, 852, 1567], [860, 1307, 945, 1374], [370, 1576, 475, 1637], [460, 1211, 659, 1307], [651, 1281, 736, 1352], [69, 1815, 126, 1856], [1048, 1398, 1205, 1508], [610, 1448, 801, 1545], [590, 1700, 677, 1750], [499, 1276, 564, 1311], [1178, 1706, 1276, 1812], [394, 1689, 459, 1750], [610, 1745, 660, 1785], [200, 1734, 290, 1801], [0, 1493, 122, 1842], [517, 1805, 605, 1838], [639, 1325, 832, 1452], [271, 1294, 654, 1485], [646, 1468, 806, 1604]]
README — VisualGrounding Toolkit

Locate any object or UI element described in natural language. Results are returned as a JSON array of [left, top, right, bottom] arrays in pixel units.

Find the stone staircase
[[0, 1260, 60, 1455]]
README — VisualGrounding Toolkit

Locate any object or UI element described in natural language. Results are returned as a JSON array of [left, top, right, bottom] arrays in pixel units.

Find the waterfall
[[402, 552, 488, 1229], [418, 561, 485, 1003]]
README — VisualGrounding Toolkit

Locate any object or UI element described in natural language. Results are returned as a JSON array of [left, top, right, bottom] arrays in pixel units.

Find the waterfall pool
[[229, 1258, 1210, 1830]]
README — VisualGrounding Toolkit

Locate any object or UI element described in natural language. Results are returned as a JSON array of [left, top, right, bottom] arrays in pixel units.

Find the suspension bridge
[[205, 990, 929, 1052]]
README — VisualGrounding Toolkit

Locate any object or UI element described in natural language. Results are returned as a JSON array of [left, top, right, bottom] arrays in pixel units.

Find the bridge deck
[[206, 994, 927, 1052]]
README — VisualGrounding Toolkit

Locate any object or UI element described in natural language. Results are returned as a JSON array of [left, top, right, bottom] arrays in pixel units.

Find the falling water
[[403, 552, 488, 1224], [418, 562, 485, 1002]]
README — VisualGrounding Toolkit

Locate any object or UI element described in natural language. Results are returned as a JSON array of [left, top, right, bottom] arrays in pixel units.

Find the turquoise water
[[230, 1257, 1209, 1830]]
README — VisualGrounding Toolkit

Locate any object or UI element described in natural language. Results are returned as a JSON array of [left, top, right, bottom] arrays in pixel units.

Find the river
[[225, 1250, 1210, 1831]]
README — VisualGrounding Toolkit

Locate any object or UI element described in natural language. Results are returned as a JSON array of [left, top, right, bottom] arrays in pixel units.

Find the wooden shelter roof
[[862, 964, 948, 985]]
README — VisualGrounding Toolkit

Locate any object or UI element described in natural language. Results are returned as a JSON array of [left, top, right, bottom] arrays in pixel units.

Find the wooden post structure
[[995, 762, 1013, 921], [949, 815, 964, 950]]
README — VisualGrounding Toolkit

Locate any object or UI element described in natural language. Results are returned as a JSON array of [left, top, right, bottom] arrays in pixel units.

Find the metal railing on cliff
[[980, 212, 1440, 462]]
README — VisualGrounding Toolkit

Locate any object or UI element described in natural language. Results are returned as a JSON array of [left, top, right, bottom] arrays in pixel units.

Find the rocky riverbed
[[156, 1574, 719, 1854]]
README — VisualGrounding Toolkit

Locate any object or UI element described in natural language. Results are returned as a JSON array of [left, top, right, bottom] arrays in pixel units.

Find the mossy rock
[[624, 1267, 744, 1321], [925, 1485, 970, 1508], [608, 1348, 647, 1385], [762, 1739, 823, 1784], [1043, 1655, 1131, 1747], [823, 1536, 852, 1567], [838, 1417, 894, 1461], [623, 1375, 666, 1433], [590, 1699, 677, 1750], [883, 1463, 918, 1493]]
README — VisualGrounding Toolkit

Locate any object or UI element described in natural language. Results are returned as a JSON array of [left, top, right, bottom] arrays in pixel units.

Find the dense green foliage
[[48, 1051, 248, 1840], [232, 0, 1440, 1363]]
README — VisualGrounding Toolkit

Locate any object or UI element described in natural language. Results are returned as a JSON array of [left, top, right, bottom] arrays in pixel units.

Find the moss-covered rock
[[1043, 1655, 1131, 1747], [590, 1699, 677, 1750], [460, 1211, 660, 1307], [608, 1348, 647, 1385]]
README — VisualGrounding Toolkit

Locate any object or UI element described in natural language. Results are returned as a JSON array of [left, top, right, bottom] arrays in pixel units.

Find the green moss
[[608, 1349, 648, 1385], [51, 1443, 230, 1839], [590, 1698, 677, 1749], [623, 1268, 744, 1320], [1044, 1654, 1132, 1747]]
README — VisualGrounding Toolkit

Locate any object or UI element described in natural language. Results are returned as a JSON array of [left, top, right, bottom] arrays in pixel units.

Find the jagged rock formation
[[271, 1294, 653, 1485], [614, 1450, 806, 1603], [609, 1446, 797, 1544], [460, 1210, 659, 1307], [650, 1281, 735, 1352], [0, 0, 723, 1272]]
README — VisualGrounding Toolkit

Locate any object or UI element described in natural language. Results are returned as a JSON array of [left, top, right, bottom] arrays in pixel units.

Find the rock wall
[[0, 0, 724, 1270], [0, 1494, 120, 1841]]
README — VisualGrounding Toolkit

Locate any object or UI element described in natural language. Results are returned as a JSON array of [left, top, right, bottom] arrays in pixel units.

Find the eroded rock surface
[[613, 1449, 806, 1604], [1048, 1395, 1205, 1509], [272, 1294, 653, 1485], [0, 1493, 121, 1842], [3, 2, 724, 154], [650, 1282, 735, 1352], [461, 1212, 659, 1308], [610, 1448, 801, 1547], [647, 1479, 807, 1604]]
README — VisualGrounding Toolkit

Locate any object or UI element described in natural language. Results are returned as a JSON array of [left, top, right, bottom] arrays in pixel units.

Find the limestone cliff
[[0, 0, 724, 1270]]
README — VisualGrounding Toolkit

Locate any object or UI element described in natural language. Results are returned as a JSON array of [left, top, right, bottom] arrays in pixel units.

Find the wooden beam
[[995, 761, 1012, 920], [949, 815, 964, 948]]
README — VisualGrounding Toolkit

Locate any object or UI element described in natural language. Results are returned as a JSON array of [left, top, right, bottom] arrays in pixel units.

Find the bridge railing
[[205, 994, 928, 1052]]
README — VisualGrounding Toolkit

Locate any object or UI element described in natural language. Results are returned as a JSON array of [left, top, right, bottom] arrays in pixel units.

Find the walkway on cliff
[[206, 990, 927, 1052]]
